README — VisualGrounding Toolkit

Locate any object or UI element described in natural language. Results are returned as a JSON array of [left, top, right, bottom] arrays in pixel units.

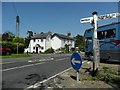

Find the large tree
[[24, 30, 33, 47], [75, 34, 85, 52], [13, 36, 25, 44], [2, 31, 15, 42]]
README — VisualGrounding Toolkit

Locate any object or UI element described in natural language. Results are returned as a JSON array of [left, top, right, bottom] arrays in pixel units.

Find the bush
[[2, 41, 25, 54], [44, 48, 54, 53]]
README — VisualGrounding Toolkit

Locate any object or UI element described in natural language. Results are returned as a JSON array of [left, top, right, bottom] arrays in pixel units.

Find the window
[[98, 28, 116, 40], [33, 39, 35, 42], [41, 47, 44, 50], [33, 47, 35, 50], [38, 40, 39, 42], [86, 37, 92, 45], [41, 39, 43, 42]]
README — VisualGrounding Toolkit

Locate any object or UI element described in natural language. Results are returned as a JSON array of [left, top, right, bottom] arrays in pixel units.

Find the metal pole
[[92, 12, 98, 75], [77, 71, 80, 83], [16, 16, 20, 54]]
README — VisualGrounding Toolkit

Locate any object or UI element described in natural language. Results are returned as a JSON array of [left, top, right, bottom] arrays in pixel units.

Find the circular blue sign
[[70, 52, 82, 71]]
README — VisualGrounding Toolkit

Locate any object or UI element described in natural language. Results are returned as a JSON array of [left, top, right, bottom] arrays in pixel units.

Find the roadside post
[[92, 12, 100, 76], [70, 52, 82, 83], [80, 12, 120, 76]]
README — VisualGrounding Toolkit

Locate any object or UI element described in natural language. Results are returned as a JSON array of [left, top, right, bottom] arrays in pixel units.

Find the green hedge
[[44, 47, 54, 54], [1, 41, 25, 54]]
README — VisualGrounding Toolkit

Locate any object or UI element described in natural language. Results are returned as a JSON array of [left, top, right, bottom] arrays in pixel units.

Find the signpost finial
[[92, 11, 97, 15]]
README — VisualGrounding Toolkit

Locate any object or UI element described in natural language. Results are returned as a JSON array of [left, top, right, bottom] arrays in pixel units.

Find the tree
[[65, 44, 69, 53], [2, 31, 15, 41], [13, 36, 25, 44], [27, 30, 33, 39], [75, 34, 85, 52], [24, 30, 33, 48]]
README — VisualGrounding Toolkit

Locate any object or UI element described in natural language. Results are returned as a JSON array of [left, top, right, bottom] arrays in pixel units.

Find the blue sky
[[2, 2, 119, 38]]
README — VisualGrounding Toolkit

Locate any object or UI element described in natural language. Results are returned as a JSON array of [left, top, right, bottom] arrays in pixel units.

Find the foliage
[[2, 31, 15, 42], [13, 36, 25, 43], [27, 30, 33, 38], [65, 44, 69, 53], [2, 41, 25, 54], [100, 67, 112, 83], [44, 48, 54, 53], [1, 31, 26, 54], [1, 54, 30, 59], [74, 34, 85, 52], [24, 30, 34, 48]]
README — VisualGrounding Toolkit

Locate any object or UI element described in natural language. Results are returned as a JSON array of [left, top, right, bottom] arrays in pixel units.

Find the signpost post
[[80, 12, 120, 76], [92, 12, 100, 75], [70, 52, 82, 83]]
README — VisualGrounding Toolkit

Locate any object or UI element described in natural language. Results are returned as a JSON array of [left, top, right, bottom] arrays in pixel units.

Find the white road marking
[[28, 60, 33, 62], [25, 60, 87, 89], [2, 62, 45, 72], [55, 58, 69, 61]]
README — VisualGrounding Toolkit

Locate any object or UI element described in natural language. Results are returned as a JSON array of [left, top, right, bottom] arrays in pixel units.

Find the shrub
[[2, 41, 25, 54], [44, 48, 54, 53]]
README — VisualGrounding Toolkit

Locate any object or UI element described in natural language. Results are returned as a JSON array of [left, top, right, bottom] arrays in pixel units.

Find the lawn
[[0, 54, 30, 59]]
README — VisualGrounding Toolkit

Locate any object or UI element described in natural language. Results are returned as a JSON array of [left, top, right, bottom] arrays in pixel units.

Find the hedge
[[1, 41, 25, 54]]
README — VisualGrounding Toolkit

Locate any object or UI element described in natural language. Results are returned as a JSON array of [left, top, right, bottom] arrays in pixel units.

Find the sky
[[2, 2, 119, 38]]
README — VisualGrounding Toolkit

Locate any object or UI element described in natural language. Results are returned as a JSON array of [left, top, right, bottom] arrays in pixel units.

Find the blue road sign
[[70, 52, 82, 71]]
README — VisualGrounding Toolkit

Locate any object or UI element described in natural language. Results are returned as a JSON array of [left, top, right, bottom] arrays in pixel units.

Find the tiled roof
[[31, 32, 51, 39], [51, 33, 74, 40]]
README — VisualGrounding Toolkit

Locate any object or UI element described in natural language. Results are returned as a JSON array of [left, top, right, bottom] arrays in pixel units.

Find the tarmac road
[[2, 54, 72, 89]]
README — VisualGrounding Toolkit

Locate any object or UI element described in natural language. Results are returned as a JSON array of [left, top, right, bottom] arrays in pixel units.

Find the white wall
[[45, 35, 52, 50], [29, 39, 46, 53], [51, 36, 61, 50], [27, 35, 75, 53]]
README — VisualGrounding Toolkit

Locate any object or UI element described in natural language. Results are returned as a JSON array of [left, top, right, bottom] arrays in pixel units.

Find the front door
[[36, 47, 38, 53]]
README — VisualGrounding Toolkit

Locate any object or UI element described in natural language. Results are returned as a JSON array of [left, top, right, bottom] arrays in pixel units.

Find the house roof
[[51, 33, 74, 40], [31, 32, 51, 39]]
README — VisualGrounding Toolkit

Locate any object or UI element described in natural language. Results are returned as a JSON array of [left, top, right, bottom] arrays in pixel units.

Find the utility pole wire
[[12, 3, 18, 16]]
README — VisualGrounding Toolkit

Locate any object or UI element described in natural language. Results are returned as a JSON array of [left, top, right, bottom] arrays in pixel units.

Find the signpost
[[80, 12, 120, 76], [80, 12, 120, 23], [70, 52, 82, 82]]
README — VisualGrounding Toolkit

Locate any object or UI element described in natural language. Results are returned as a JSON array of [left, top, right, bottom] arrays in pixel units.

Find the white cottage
[[25, 32, 74, 53], [26, 32, 52, 53], [51, 33, 74, 50]]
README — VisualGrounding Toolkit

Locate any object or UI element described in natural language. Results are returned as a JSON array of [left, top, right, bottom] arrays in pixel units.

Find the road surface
[[2, 54, 72, 89]]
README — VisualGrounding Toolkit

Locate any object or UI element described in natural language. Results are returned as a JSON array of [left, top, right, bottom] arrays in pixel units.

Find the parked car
[[0, 44, 11, 55]]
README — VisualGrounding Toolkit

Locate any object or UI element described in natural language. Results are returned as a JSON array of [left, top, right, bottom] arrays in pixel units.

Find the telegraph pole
[[16, 16, 20, 54]]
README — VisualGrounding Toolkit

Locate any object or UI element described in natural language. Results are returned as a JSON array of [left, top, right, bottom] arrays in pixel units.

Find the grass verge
[[0, 54, 30, 59]]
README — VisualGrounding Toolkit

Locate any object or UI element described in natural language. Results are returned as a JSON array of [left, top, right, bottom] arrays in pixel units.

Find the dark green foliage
[[44, 48, 54, 53], [97, 67, 112, 83], [2, 31, 15, 42], [2, 41, 25, 54], [25, 30, 34, 47], [74, 34, 85, 52], [65, 44, 69, 53]]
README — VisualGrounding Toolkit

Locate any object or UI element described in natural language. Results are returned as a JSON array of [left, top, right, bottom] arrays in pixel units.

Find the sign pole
[[70, 52, 82, 83], [77, 70, 80, 83], [92, 11, 99, 76]]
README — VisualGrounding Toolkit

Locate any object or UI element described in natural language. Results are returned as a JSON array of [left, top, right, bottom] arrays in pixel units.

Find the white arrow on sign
[[72, 58, 81, 65]]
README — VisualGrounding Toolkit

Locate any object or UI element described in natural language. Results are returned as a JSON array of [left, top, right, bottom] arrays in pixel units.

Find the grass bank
[[0, 54, 30, 59]]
